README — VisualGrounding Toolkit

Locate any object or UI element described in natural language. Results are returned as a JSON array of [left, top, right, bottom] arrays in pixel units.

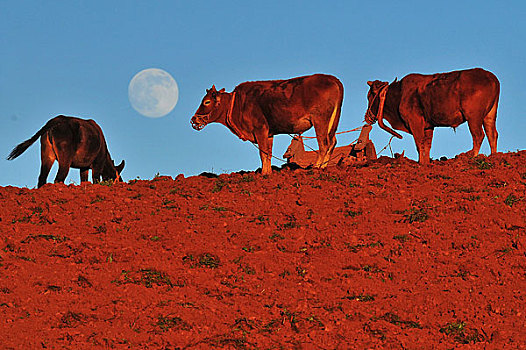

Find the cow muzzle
[[364, 109, 377, 125], [191, 114, 209, 131]]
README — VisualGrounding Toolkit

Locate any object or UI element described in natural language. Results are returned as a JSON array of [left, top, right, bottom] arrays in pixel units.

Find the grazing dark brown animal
[[191, 74, 344, 175], [283, 125, 377, 168], [364, 68, 500, 163], [7, 115, 124, 188]]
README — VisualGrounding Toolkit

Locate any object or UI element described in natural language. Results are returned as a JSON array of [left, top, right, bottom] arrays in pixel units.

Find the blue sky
[[1, 1, 525, 187]]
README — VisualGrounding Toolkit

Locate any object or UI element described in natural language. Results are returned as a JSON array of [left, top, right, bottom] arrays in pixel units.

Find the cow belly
[[429, 111, 464, 128], [271, 117, 312, 135]]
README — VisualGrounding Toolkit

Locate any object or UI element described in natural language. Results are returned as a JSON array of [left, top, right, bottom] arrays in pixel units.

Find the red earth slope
[[1, 151, 525, 349]]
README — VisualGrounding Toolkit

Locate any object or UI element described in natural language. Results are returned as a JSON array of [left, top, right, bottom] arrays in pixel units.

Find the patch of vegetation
[[212, 179, 227, 193], [169, 186, 191, 198], [472, 156, 493, 170], [156, 315, 192, 332], [344, 293, 376, 302], [403, 207, 428, 223], [439, 321, 484, 344], [183, 253, 221, 269], [504, 194, 520, 207], [93, 225, 107, 234], [115, 269, 175, 288], [488, 180, 507, 188], [375, 312, 422, 329], [60, 311, 85, 328], [249, 215, 268, 225], [98, 179, 114, 187], [280, 214, 299, 229], [90, 195, 105, 204], [269, 233, 284, 241]]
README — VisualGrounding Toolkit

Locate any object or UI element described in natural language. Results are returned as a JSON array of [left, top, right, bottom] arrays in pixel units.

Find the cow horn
[[211, 85, 217, 92], [367, 81, 373, 86], [219, 88, 225, 93]]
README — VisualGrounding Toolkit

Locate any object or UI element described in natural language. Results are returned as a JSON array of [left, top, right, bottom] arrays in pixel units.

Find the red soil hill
[[1, 151, 525, 349]]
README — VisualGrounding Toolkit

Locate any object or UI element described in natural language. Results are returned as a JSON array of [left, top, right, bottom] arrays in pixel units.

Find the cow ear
[[219, 88, 225, 93], [367, 81, 373, 86]]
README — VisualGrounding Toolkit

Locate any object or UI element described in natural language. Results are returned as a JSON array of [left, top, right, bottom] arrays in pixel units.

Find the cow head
[[191, 85, 226, 130], [102, 159, 125, 183], [364, 80, 389, 125], [364, 80, 403, 139]]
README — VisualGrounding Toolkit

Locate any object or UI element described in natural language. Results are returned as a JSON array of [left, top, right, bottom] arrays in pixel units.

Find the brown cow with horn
[[191, 74, 344, 175], [7, 115, 124, 188], [364, 68, 500, 163]]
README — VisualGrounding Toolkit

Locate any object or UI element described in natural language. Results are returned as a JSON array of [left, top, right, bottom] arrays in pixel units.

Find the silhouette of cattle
[[7, 115, 124, 188], [191, 74, 344, 175], [364, 68, 500, 163]]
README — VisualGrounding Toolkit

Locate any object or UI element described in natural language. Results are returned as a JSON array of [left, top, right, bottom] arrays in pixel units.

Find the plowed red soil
[[1, 152, 525, 349]]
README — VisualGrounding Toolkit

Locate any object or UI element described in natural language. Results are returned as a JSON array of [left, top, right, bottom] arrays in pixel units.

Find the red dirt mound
[[1, 151, 525, 349]]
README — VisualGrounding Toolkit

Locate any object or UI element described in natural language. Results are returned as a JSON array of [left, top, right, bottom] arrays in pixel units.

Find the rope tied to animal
[[376, 135, 396, 157], [300, 126, 363, 139]]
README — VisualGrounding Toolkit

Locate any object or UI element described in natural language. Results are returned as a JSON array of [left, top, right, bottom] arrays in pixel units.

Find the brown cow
[[7, 115, 124, 188], [364, 68, 500, 163], [191, 74, 344, 175]]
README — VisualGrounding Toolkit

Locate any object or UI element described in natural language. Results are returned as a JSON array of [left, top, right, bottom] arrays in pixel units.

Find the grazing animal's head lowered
[[7, 115, 125, 188]]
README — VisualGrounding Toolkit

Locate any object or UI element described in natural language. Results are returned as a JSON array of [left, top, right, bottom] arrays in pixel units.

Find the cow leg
[[483, 114, 498, 154], [313, 125, 336, 169], [38, 136, 55, 188], [467, 119, 485, 157], [255, 134, 273, 175], [80, 168, 90, 183], [408, 122, 428, 164], [54, 162, 71, 184], [423, 128, 434, 162]]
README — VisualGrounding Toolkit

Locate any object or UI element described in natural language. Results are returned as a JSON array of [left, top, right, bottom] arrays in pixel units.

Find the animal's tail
[[327, 79, 344, 140], [7, 117, 60, 160]]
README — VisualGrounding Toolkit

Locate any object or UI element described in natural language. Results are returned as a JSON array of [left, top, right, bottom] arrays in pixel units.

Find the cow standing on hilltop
[[7, 115, 124, 188], [364, 68, 500, 163], [191, 74, 344, 175]]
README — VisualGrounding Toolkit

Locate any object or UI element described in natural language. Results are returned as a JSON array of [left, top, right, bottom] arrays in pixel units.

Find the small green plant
[[90, 195, 105, 204], [344, 209, 362, 218], [439, 321, 484, 344], [269, 233, 284, 241], [504, 194, 520, 207], [403, 208, 428, 223], [376, 312, 422, 329], [472, 157, 493, 170], [212, 179, 227, 193], [98, 179, 114, 187], [93, 225, 107, 234], [115, 269, 174, 288], [183, 253, 221, 269], [156, 315, 191, 331], [345, 293, 376, 302]]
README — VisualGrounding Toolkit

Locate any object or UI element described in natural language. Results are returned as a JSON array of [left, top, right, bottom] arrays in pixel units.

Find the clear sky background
[[1, 1, 525, 188]]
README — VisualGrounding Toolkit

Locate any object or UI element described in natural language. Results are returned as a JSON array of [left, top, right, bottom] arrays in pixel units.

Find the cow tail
[[327, 79, 344, 141], [7, 118, 59, 160]]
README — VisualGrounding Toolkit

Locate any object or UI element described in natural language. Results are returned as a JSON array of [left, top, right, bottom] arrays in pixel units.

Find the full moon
[[128, 68, 179, 118]]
